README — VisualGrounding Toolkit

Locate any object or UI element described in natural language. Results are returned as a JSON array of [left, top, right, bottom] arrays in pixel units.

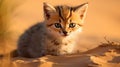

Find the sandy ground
[[0, 42, 120, 67], [7, 41, 120, 67], [0, 0, 120, 67]]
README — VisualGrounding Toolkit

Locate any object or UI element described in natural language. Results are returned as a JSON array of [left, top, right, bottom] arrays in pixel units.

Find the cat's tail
[[0, 50, 19, 59]]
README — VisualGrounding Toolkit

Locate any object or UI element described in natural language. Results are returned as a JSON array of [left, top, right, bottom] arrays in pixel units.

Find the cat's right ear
[[43, 3, 56, 20], [72, 3, 88, 21]]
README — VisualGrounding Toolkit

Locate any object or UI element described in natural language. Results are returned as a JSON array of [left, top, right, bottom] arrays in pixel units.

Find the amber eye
[[69, 23, 76, 28], [54, 23, 62, 28]]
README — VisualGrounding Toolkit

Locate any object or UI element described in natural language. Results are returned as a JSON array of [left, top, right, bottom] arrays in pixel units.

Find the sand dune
[[8, 41, 119, 67]]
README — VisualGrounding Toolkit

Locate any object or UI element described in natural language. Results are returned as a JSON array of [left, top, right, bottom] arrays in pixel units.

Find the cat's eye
[[54, 23, 62, 28], [69, 23, 76, 28]]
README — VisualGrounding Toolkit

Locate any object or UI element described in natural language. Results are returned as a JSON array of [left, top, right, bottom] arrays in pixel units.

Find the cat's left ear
[[43, 3, 56, 20], [73, 3, 88, 20]]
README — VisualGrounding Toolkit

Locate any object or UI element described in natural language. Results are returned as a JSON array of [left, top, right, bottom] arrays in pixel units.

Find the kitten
[[17, 2, 88, 58]]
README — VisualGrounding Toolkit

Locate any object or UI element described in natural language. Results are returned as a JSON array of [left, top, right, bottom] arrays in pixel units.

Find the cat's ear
[[43, 3, 56, 20], [73, 3, 88, 20]]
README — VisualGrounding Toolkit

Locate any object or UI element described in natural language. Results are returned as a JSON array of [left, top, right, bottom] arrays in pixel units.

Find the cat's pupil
[[54, 23, 61, 28], [69, 23, 76, 28]]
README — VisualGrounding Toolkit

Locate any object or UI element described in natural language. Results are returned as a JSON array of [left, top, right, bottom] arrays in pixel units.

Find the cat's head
[[43, 3, 88, 37]]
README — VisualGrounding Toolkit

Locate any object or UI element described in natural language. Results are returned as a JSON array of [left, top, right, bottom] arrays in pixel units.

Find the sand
[[1, 41, 116, 67]]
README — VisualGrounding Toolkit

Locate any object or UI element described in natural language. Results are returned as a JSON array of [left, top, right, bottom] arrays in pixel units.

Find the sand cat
[[18, 2, 88, 58]]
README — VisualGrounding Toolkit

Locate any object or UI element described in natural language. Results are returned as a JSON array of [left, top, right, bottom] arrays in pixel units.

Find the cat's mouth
[[62, 35, 68, 37], [61, 35, 68, 37], [60, 31, 69, 37]]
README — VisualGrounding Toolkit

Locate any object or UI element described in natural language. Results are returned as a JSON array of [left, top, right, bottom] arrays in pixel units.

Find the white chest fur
[[60, 28, 82, 54]]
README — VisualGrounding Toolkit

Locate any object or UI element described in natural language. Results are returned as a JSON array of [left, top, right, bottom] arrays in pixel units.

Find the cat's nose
[[62, 31, 68, 36]]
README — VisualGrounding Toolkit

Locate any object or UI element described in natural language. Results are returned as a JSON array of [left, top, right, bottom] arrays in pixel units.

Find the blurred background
[[0, 0, 120, 54]]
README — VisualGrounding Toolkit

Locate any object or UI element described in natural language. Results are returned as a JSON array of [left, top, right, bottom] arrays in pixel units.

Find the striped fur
[[17, 3, 88, 58], [44, 3, 88, 36]]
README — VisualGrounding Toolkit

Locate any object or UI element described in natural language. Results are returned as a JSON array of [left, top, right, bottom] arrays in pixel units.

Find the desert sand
[[0, 0, 120, 67], [2, 41, 120, 67]]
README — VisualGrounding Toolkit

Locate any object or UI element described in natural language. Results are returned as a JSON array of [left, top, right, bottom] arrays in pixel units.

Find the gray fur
[[17, 22, 73, 58]]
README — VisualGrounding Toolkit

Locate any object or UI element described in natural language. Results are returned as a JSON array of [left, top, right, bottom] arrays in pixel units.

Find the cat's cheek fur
[[47, 27, 63, 37]]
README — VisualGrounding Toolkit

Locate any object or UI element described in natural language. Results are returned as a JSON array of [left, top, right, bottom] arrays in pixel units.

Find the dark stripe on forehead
[[57, 6, 64, 21], [56, 6, 73, 22]]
